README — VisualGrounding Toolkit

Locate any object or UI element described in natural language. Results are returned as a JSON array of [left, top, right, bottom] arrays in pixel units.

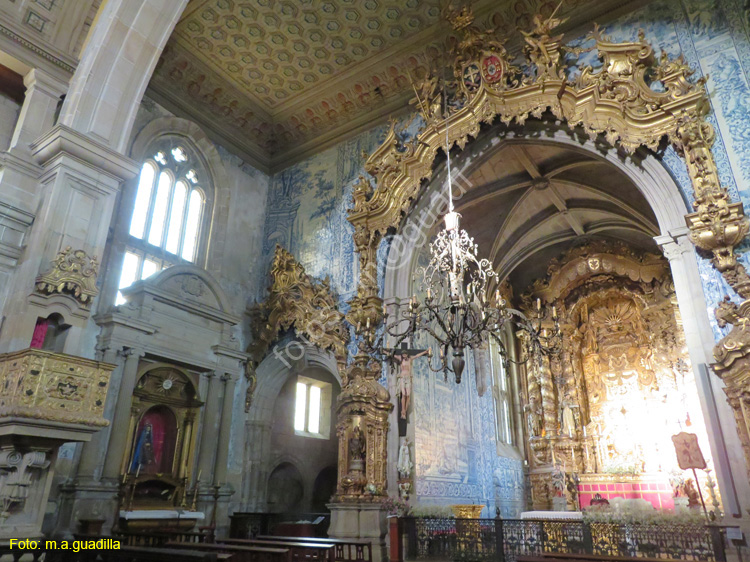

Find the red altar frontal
[[577, 474, 675, 510]]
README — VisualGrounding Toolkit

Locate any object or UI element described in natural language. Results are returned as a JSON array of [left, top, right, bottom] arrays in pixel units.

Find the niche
[[122, 365, 203, 509], [30, 313, 70, 353], [267, 462, 304, 513]]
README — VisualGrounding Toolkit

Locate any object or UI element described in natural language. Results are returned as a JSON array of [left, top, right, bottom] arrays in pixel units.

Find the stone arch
[[241, 344, 341, 511], [58, 0, 188, 153], [381, 130, 746, 515]]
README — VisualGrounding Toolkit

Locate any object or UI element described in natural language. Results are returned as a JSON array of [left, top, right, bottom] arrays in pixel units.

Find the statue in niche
[[349, 425, 366, 462], [525, 404, 542, 438], [130, 423, 156, 473], [397, 438, 413, 479], [582, 323, 597, 355], [392, 348, 429, 419], [559, 402, 576, 437]]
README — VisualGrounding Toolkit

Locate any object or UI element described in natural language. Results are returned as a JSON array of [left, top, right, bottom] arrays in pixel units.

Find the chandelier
[[365, 85, 561, 383]]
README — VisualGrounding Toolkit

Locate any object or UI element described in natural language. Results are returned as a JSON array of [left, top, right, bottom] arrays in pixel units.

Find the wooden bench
[[255, 536, 372, 562], [218, 538, 334, 562], [71, 544, 231, 561], [165, 540, 291, 562]]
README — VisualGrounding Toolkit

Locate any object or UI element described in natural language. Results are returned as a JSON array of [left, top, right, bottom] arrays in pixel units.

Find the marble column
[[214, 374, 236, 486], [197, 372, 222, 482], [656, 228, 748, 519], [102, 348, 145, 480]]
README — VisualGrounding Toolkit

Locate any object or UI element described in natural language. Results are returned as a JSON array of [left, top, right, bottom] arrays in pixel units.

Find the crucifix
[[386, 342, 430, 419]]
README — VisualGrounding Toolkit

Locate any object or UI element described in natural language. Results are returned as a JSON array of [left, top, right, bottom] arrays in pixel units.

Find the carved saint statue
[[397, 438, 413, 479], [349, 425, 366, 462]]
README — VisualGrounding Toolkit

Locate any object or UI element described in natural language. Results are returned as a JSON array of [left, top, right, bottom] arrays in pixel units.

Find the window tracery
[[117, 138, 209, 304]]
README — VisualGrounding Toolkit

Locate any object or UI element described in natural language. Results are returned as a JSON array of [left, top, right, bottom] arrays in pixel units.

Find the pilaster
[[657, 229, 748, 520], [0, 125, 138, 355]]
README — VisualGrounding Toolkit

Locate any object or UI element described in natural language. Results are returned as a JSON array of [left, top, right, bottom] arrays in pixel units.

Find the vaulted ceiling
[[147, 0, 629, 172], [452, 141, 659, 295]]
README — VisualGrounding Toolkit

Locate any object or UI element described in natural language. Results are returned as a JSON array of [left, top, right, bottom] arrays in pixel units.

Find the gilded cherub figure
[[521, 3, 567, 79], [409, 71, 443, 121]]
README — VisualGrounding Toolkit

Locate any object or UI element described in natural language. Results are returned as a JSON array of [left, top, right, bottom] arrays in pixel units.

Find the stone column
[[197, 372, 222, 482], [0, 69, 67, 316], [0, 125, 138, 354], [241, 420, 272, 511], [102, 348, 145, 480], [9, 69, 67, 154], [656, 228, 747, 518], [76, 344, 122, 481], [214, 374, 236, 486]]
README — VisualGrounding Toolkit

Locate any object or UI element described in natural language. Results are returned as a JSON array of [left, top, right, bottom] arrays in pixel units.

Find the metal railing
[[399, 517, 725, 562]]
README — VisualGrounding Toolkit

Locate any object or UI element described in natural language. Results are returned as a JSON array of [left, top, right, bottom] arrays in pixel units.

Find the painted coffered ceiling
[[148, 0, 635, 172]]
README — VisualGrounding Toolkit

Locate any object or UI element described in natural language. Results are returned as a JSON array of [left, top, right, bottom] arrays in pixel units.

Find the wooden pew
[[218, 538, 334, 562], [72, 544, 230, 561], [255, 536, 372, 562], [165, 541, 291, 562]]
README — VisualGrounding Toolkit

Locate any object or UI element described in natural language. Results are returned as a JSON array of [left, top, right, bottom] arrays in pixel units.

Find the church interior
[[0, 0, 750, 561]]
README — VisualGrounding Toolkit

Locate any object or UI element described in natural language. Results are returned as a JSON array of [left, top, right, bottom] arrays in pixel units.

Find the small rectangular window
[[294, 382, 307, 432], [308, 385, 321, 434], [293, 376, 332, 439]]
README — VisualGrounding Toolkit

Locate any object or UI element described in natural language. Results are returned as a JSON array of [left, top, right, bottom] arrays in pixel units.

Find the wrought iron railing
[[400, 517, 726, 562]]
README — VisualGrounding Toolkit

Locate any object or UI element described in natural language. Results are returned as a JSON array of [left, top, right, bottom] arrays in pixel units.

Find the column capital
[[23, 68, 68, 98], [655, 229, 694, 262], [117, 347, 145, 360]]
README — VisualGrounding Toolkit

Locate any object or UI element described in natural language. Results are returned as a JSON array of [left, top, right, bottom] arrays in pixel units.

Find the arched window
[[117, 141, 208, 304], [490, 338, 513, 446]]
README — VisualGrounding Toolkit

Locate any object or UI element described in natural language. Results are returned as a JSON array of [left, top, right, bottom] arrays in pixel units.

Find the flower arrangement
[[381, 496, 410, 517], [583, 503, 705, 525]]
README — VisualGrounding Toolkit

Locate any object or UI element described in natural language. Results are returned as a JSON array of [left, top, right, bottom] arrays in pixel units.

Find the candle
[[583, 426, 587, 438], [536, 298, 541, 311], [427, 287, 432, 299], [366, 317, 370, 329], [136, 463, 141, 478], [552, 306, 557, 320], [197, 469, 202, 482]]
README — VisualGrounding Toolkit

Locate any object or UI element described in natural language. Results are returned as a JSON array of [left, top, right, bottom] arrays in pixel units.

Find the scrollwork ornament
[[35, 247, 99, 308]]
